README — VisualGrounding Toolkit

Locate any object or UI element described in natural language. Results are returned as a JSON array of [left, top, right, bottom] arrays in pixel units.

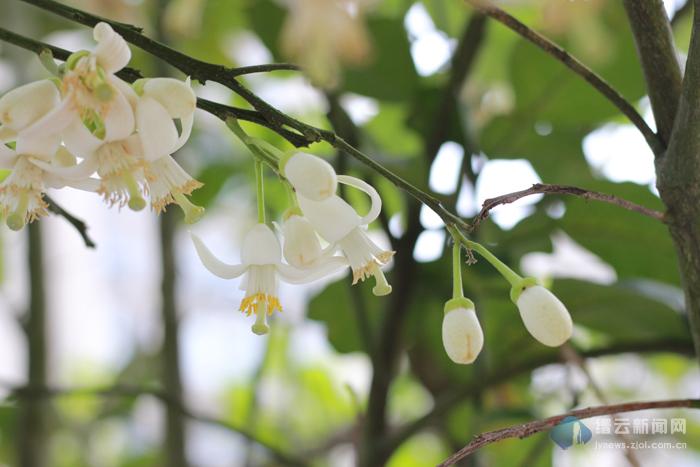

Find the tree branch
[[656, 1, 700, 365], [622, 0, 682, 145], [464, 0, 664, 156], [4, 382, 308, 467], [439, 398, 700, 466], [44, 195, 96, 248], [474, 183, 665, 229]]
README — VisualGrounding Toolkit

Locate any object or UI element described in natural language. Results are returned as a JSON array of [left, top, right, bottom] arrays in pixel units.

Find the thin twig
[[464, 0, 665, 156], [229, 63, 299, 76], [4, 382, 308, 467], [44, 195, 96, 248], [474, 183, 665, 228], [439, 398, 700, 466]]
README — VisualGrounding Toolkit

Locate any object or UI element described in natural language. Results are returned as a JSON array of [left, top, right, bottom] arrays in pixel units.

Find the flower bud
[[442, 299, 483, 365], [281, 152, 337, 201], [516, 285, 573, 347], [0, 80, 60, 131], [282, 214, 323, 268]]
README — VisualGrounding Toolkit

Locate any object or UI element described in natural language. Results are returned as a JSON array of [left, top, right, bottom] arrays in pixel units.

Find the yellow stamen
[[239, 293, 283, 317]]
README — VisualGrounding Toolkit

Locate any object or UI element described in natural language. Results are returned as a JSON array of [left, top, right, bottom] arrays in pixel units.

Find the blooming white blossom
[[192, 223, 347, 334], [0, 80, 96, 230], [516, 285, 573, 347], [281, 213, 325, 268], [296, 174, 393, 296], [442, 299, 484, 364], [280, 0, 373, 88], [280, 152, 337, 201], [134, 77, 203, 222]]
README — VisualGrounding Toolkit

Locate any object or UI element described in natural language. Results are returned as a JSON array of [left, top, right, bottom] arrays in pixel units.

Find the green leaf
[[554, 279, 689, 340], [560, 181, 678, 285], [343, 17, 419, 101]]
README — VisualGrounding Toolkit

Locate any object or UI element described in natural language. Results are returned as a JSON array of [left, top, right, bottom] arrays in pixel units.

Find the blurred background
[[0, 0, 699, 465]]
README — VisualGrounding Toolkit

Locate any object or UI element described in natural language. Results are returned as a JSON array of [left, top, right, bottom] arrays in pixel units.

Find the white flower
[[280, 0, 372, 88], [0, 80, 96, 230], [135, 77, 203, 223], [281, 213, 325, 268], [192, 223, 347, 334], [43, 23, 136, 149], [442, 299, 484, 364], [280, 152, 337, 201], [296, 175, 393, 296], [516, 285, 573, 347]]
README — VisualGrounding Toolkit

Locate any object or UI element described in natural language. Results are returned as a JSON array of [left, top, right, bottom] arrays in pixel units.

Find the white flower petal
[[442, 306, 484, 364], [110, 76, 139, 110], [136, 96, 179, 161], [173, 109, 194, 154], [0, 80, 61, 131], [93, 22, 131, 73], [191, 233, 248, 279], [282, 214, 324, 268], [276, 255, 348, 284], [241, 224, 282, 265], [15, 132, 61, 160], [104, 88, 135, 141], [337, 174, 381, 225], [29, 155, 98, 180], [143, 77, 197, 119], [283, 152, 337, 201], [517, 285, 573, 347], [63, 117, 104, 157], [297, 193, 361, 243], [17, 97, 75, 144]]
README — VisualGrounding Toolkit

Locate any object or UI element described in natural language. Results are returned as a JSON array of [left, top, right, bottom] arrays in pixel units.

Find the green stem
[[255, 160, 265, 224], [452, 242, 464, 300], [449, 227, 522, 287]]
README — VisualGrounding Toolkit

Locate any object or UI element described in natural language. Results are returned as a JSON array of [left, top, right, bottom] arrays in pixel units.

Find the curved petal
[[0, 79, 61, 131], [104, 88, 135, 141], [173, 110, 194, 154], [143, 77, 196, 119], [136, 96, 178, 161], [65, 177, 102, 192], [18, 97, 75, 142], [337, 175, 381, 225], [276, 256, 348, 284], [110, 76, 138, 110], [93, 22, 131, 73], [15, 132, 61, 160], [29, 155, 98, 180], [63, 117, 104, 157], [191, 233, 247, 279], [0, 126, 17, 142]]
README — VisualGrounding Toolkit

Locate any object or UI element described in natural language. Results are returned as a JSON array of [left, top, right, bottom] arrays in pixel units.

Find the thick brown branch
[[439, 398, 700, 466], [464, 0, 664, 156], [475, 183, 665, 228], [623, 0, 682, 145]]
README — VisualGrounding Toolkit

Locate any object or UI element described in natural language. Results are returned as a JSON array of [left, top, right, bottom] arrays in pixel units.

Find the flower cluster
[[0, 22, 203, 231], [192, 150, 394, 334]]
